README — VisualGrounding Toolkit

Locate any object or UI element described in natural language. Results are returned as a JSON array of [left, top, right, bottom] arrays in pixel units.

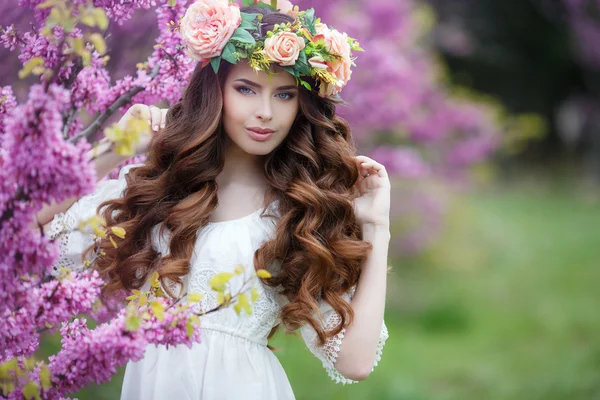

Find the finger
[[129, 104, 150, 121], [160, 108, 168, 129], [149, 106, 161, 132], [355, 155, 375, 164], [360, 161, 388, 178]]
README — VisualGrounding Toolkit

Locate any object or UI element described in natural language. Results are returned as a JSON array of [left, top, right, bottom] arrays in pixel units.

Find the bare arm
[[333, 224, 390, 381]]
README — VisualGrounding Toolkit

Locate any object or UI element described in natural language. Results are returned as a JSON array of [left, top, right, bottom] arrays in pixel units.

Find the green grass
[[40, 184, 600, 399]]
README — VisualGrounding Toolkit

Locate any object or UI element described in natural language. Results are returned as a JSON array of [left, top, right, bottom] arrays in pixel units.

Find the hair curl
[[90, 6, 372, 346]]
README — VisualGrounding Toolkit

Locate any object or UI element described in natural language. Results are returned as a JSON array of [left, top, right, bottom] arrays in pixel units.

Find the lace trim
[[46, 163, 143, 277], [301, 287, 389, 384], [48, 210, 81, 275]]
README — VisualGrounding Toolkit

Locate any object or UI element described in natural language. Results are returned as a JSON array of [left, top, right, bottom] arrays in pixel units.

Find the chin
[[241, 143, 277, 156]]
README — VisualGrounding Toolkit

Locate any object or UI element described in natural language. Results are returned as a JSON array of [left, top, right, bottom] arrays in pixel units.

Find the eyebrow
[[234, 78, 298, 91]]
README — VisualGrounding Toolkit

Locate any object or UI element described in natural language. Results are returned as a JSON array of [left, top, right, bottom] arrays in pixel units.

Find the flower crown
[[179, 0, 363, 97]]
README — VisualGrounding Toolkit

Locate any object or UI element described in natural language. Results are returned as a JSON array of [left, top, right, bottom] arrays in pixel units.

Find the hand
[[352, 155, 391, 229], [115, 104, 168, 156]]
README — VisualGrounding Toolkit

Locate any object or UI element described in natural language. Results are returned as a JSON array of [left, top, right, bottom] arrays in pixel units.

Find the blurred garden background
[[3, 0, 600, 399]]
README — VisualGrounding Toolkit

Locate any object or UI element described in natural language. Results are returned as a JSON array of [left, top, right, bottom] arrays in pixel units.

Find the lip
[[246, 127, 275, 142], [247, 127, 275, 134]]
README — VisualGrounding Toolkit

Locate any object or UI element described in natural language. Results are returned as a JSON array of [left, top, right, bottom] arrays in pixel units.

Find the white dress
[[48, 164, 389, 400]]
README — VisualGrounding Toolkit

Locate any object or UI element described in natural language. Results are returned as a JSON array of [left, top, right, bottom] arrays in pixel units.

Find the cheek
[[222, 91, 247, 129], [276, 100, 299, 131]]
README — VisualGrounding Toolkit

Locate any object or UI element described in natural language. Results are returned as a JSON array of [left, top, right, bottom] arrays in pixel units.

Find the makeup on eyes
[[234, 85, 296, 100]]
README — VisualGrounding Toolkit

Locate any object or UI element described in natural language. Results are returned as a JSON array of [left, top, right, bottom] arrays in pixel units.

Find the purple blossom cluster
[[1, 271, 104, 363], [44, 298, 200, 397], [0, 85, 17, 139], [142, 297, 203, 349], [46, 317, 147, 395], [0, 84, 95, 279]]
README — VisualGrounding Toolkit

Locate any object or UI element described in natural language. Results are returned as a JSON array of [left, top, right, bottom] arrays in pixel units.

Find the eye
[[276, 92, 295, 100], [236, 86, 255, 95]]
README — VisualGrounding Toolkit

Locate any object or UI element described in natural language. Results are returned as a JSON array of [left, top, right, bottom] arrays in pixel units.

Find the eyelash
[[235, 86, 295, 100]]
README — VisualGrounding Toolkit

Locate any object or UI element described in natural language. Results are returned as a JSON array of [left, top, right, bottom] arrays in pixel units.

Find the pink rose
[[276, 0, 299, 17], [318, 82, 337, 98], [276, 0, 293, 14], [263, 31, 306, 66], [308, 56, 328, 70], [180, 0, 241, 62], [312, 27, 354, 96]]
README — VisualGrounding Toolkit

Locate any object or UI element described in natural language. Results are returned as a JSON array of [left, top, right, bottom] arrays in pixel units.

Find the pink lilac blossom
[[0, 25, 19, 51], [370, 147, 431, 179], [0, 84, 94, 311], [0, 84, 95, 207], [0, 85, 17, 140], [0, 271, 103, 362], [44, 299, 200, 397], [70, 52, 111, 115], [16, 26, 80, 84]]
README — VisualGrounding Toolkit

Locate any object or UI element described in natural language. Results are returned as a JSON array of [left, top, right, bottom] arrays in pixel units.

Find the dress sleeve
[[299, 287, 389, 384], [46, 163, 144, 275]]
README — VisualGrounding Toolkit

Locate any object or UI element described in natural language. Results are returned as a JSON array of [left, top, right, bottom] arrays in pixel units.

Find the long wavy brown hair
[[90, 6, 372, 346]]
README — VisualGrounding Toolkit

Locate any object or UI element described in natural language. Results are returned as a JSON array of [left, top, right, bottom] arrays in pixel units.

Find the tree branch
[[69, 63, 160, 144]]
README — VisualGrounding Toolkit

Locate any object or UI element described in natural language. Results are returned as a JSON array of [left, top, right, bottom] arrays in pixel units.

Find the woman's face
[[222, 61, 300, 156]]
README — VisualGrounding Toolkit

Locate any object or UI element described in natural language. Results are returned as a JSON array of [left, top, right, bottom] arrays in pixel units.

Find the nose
[[255, 96, 273, 122]]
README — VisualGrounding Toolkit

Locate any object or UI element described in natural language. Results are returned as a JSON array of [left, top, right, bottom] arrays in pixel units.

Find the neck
[[217, 138, 267, 188]]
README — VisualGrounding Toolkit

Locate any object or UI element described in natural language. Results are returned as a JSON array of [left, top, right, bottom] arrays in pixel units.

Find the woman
[[43, 2, 390, 399]]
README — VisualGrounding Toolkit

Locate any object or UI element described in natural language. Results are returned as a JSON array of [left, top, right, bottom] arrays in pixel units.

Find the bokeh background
[[3, 0, 600, 399]]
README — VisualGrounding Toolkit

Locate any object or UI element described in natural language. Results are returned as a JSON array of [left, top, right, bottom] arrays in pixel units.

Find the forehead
[[226, 61, 297, 88]]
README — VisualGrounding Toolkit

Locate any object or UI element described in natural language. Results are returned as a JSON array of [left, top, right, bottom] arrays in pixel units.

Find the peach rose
[[308, 56, 328, 70], [180, 0, 241, 62], [276, 0, 294, 14], [318, 82, 338, 98], [312, 25, 354, 95], [263, 31, 306, 66]]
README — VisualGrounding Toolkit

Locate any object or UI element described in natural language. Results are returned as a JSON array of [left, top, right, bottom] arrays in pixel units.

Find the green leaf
[[39, 365, 51, 390], [250, 287, 260, 303], [18, 57, 45, 79], [239, 19, 257, 31], [88, 32, 106, 55], [188, 292, 203, 303], [210, 56, 221, 74], [138, 294, 148, 307], [240, 12, 258, 23], [238, 292, 252, 315], [149, 272, 161, 288], [186, 319, 194, 338], [303, 8, 317, 35], [221, 42, 238, 64], [281, 65, 298, 78], [210, 272, 233, 292], [299, 79, 312, 91], [241, 0, 255, 6], [256, 269, 272, 279], [256, 1, 277, 11], [93, 8, 109, 30], [295, 51, 310, 75], [151, 300, 165, 321], [231, 28, 255, 45], [168, 0, 177, 6], [23, 381, 41, 400], [125, 313, 142, 331], [37, 0, 60, 9]]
